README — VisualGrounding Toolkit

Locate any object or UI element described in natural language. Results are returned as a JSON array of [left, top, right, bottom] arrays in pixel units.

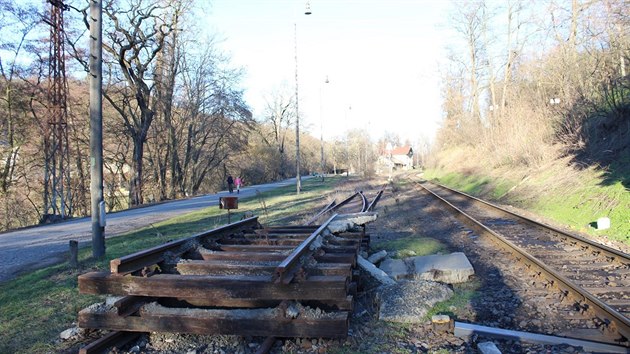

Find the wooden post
[[69, 240, 78, 268]]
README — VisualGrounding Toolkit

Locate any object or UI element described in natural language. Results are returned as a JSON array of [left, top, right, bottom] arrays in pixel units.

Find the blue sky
[[203, 0, 451, 144]]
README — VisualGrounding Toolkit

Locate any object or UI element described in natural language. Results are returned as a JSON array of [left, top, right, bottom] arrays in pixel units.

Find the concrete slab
[[478, 342, 502, 354], [328, 212, 378, 233], [368, 250, 387, 264], [357, 255, 396, 286], [379, 257, 409, 280], [411, 252, 474, 284]]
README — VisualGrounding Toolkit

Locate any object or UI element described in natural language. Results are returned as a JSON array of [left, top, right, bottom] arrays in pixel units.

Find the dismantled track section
[[419, 180, 630, 346], [305, 189, 380, 225], [77, 192, 380, 352]]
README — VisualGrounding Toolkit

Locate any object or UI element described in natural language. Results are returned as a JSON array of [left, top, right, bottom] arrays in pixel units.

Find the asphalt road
[[0, 177, 302, 283]]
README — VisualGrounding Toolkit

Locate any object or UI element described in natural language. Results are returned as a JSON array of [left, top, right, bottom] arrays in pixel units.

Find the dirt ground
[[85, 175, 601, 353]]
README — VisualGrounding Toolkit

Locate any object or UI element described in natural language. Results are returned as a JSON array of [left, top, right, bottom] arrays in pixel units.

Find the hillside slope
[[424, 140, 629, 250]]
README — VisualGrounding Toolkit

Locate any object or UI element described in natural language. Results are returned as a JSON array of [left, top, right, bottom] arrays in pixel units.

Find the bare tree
[[175, 45, 252, 195], [258, 86, 296, 179], [99, 0, 177, 206], [147, 0, 191, 201], [452, 0, 487, 125], [0, 1, 39, 194], [0, 1, 45, 229]]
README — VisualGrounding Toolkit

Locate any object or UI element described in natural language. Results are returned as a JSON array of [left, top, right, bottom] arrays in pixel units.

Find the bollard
[[69, 240, 78, 268]]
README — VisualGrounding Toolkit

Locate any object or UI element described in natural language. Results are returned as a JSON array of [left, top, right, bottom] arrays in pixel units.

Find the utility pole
[[320, 76, 329, 181], [294, 2, 311, 194], [294, 22, 301, 195], [345, 105, 351, 177], [89, 0, 105, 258]]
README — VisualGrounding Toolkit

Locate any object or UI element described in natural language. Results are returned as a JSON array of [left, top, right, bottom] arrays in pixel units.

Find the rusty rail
[[366, 188, 384, 211], [359, 191, 368, 212], [305, 199, 337, 225], [110, 216, 260, 274], [419, 181, 630, 345], [77, 189, 379, 352], [275, 214, 337, 284], [78, 331, 140, 354]]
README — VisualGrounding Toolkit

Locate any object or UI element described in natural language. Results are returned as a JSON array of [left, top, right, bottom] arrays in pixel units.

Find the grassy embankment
[[370, 165, 629, 322], [403, 158, 629, 322], [422, 155, 630, 245], [0, 177, 345, 354]]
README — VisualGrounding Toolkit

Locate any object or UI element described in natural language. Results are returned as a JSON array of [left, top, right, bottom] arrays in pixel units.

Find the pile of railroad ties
[[77, 211, 378, 350]]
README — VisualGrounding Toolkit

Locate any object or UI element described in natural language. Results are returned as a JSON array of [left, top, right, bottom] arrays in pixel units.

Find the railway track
[[419, 180, 630, 346], [76, 189, 382, 353], [306, 188, 383, 225]]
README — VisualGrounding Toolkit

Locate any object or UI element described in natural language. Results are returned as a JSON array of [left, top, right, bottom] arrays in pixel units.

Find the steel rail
[[366, 189, 384, 212], [275, 214, 338, 284], [328, 192, 360, 212], [304, 199, 337, 225], [304, 192, 360, 225], [78, 331, 140, 354], [418, 181, 630, 344], [428, 181, 630, 264], [359, 191, 368, 212], [110, 216, 260, 274]]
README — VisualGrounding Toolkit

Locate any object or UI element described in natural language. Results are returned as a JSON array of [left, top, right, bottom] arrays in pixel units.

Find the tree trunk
[[130, 136, 145, 206]]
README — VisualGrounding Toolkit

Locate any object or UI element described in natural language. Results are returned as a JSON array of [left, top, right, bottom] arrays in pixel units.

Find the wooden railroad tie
[[77, 212, 378, 346]]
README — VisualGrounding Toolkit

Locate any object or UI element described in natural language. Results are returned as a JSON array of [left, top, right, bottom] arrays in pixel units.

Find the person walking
[[235, 176, 243, 194], [227, 175, 234, 193]]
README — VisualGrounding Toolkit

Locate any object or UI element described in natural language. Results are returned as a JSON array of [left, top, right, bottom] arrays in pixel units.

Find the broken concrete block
[[478, 341, 502, 354], [59, 327, 81, 340], [379, 257, 409, 280], [357, 255, 396, 286], [368, 250, 387, 264], [328, 212, 378, 233], [411, 252, 474, 284]]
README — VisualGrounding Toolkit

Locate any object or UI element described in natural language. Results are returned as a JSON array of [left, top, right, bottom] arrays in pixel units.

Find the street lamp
[[320, 75, 329, 181], [345, 105, 351, 177], [295, 1, 311, 195], [305, 1, 312, 15]]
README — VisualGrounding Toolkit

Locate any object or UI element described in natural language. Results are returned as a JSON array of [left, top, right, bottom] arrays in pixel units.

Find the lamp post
[[295, 1, 311, 195], [345, 105, 351, 177], [320, 75, 329, 181]]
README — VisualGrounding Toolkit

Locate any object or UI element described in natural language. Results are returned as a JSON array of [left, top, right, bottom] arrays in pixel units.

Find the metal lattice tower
[[44, 0, 72, 220]]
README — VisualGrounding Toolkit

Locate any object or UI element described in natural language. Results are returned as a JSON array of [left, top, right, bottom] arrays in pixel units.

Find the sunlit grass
[[426, 279, 481, 320], [0, 176, 344, 353], [424, 166, 630, 245], [531, 169, 630, 242]]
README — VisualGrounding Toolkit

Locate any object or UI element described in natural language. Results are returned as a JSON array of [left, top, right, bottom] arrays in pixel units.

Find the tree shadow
[[566, 100, 630, 189]]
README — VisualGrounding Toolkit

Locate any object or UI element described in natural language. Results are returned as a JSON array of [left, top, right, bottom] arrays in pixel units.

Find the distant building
[[389, 146, 414, 170], [377, 145, 414, 175]]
